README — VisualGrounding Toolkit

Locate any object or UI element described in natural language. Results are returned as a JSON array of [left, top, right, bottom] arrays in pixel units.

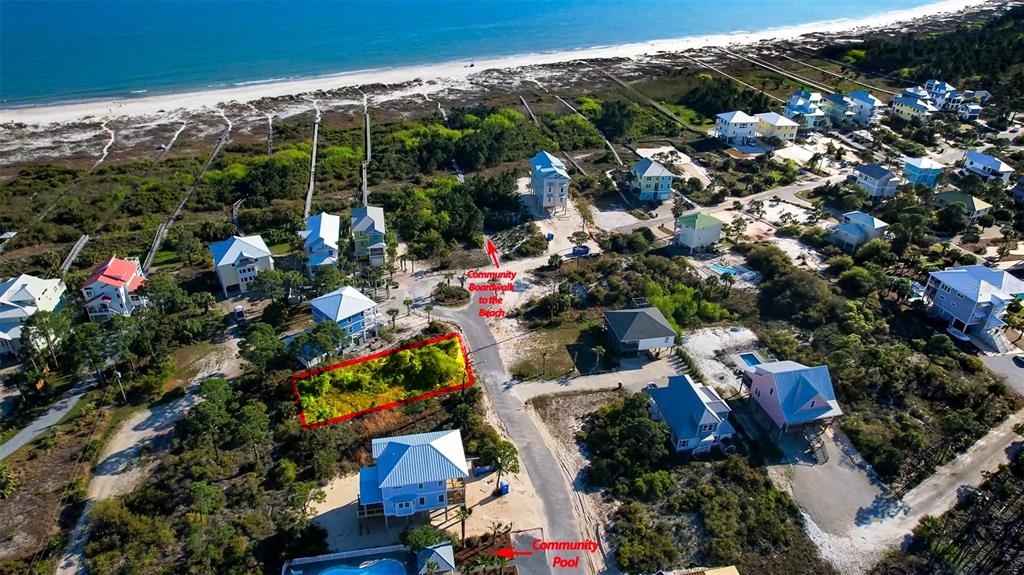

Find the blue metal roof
[[359, 466, 383, 505], [755, 362, 842, 425], [417, 544, 456, 574], [370, 430, 469, 489], [647, 375, 732, 443]]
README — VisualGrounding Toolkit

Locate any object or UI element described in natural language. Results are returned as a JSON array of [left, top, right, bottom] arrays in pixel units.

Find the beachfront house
[[829, 211, 889, 252], [351, 206, 387, 266], [299, 212, 341, 275], [675, 212, 723, 254], [647, 375, 734, 454], [963, 151, 1015, 185], [714, 111, 757, 145], [357, 430, 469, 527], [822, 93, 856, 127], [852, 163, 901, 198], [782, 90, 826, 128], [933, 191, 992, 222], [891, 89, 938, 123], [744, 360, 843, 436], [208, 235, 275, 298], [754, 112, 798, 143], [630, 158, 674, 202], [603, 306, 676, 357], [530, 151, 570, 212], [958, 102, 983, 122], [0, 274, 66, 358], [82, 256, 146, 322], [901, 156, 945, 188], [925, 79, 962, 110], [848, 91, 884, 125], [925, 265, 1024, 352], [310, 286, 381, 345]]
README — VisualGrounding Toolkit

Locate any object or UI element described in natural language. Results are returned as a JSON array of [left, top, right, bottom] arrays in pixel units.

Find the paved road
[[0, 378, 92, 462], [435, 303, 585, 570]]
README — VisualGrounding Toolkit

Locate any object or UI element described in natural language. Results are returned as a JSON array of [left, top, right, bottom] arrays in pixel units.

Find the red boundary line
[[289, 332, 474, 429]]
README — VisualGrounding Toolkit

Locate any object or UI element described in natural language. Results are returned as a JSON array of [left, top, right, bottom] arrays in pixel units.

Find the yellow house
[[755, 112, 798, 142]]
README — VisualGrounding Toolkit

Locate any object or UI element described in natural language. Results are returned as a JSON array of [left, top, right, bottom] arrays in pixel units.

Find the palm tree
[[444, 272, 455, 286], [458, 275, 467, 289], [386, 308, 399, 329], [424, 304, 434, 323], [402, 297, 413, 316], [457, 505, 472, 544], [592, 345, 606, 372]]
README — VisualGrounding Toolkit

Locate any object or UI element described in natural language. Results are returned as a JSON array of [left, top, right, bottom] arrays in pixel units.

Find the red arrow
[[485, 237, 500, 269], [494, 548, 533, 561]]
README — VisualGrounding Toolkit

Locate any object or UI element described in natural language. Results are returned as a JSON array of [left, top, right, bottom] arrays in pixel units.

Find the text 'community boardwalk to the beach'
[[289, 332, 474, 429]]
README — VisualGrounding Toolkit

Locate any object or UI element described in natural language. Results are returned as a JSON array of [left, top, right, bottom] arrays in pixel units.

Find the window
[[700, 423, 716, 433], [769, 387, 774, 395], [941, 284, 951, 293], [755, 388, 760, 397], [418, 497, 426, 506], [438, 481, 443, 487], [438, 494, 445, 503], [810, 400, 816, 408], [679, 439, 688, 447], [398, 502, 411, 509], [417, 483, 423, 489]]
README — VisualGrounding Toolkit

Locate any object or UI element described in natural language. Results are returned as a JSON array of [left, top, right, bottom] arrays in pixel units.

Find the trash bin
[[499, 481, 510, 496], [546, 233, 554, 241]]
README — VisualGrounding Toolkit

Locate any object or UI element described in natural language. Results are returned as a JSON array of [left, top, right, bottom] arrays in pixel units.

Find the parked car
[[233, 305, 247, 324]]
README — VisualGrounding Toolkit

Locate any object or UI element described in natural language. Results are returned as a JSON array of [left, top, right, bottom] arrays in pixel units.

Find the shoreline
[[0, 0, 993, 126]]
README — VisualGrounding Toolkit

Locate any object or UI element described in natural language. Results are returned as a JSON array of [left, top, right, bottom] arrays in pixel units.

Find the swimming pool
[[739, 352, 762, 366], [709, 263, 738, 275], [320, 559, 409, 575]]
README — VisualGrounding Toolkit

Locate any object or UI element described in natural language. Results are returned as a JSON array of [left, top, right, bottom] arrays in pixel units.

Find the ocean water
[[0, 0, 939, 107]]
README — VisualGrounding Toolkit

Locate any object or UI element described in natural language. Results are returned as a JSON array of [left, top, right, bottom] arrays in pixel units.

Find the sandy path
[[54, 335, 242, 575]]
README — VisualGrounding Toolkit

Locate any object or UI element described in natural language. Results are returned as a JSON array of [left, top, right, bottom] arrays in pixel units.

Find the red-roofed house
[[82, 256, 147, 321]]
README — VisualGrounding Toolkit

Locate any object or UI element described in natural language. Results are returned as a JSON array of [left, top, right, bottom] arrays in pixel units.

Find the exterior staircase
[[804, 428, 829, 465]]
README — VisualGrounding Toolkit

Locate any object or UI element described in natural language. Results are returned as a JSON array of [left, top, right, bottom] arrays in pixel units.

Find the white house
[[822, 93, 856, 127], [744, 360, 843, 436], [631, 158, 674, 202], [848, 91, 884, 125], [82, 256, 146, 322], [754, 112, 798, 143], [963, 151, 1015, 185], [208, 235, 275, 298], [925, 265, 1024, 352], [924, 79, 962, 110], [957, 102, 983, 122], [647, 375, 734, 454], [675, 212, 723, 254], [299, 212, 341, 275], [310, 286, 381, 345], [852, 163, 901, 198], [530, 151, 570, 212], [829, 211, 889, 252], [782, 90, 827, 127], [714, 111, 757, 145], [603, 307, 676, 356], [351, 206, 387, 267], [358, 430, 469, 526], [0, 274, 66, 357]]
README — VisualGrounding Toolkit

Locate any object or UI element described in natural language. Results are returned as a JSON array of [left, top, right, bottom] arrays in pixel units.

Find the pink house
[[744, 360, 842, 437], [82, 256, 147, 321]]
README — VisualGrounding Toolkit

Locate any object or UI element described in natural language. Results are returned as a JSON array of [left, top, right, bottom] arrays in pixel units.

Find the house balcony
[[447, 478, 466, 506]]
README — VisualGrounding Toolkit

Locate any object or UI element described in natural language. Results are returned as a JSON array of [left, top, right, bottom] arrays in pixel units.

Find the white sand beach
[[0, 0, 990, 126]]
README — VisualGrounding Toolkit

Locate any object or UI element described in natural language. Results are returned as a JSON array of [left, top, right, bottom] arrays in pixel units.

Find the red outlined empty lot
[[290, 332, 474, 429]]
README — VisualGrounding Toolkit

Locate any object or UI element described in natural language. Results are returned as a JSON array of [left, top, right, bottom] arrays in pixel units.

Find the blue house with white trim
[[310, 286, 381, 345], [901, 156, 945, 188], [647, 375, 734, 454], [358, 430, 469, 527], [299, 212, 341, 275]]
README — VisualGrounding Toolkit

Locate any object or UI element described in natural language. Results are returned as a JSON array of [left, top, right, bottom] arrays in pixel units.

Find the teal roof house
[[647, 375, 734, 454], [358, 430, 469, 527]]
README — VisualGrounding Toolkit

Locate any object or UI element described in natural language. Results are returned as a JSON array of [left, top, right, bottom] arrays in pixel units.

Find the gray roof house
[[647, 375, 734, 454], [829, 211, 889, 252], [603, 307, 676, 356], [745, 360, 842, 435]]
